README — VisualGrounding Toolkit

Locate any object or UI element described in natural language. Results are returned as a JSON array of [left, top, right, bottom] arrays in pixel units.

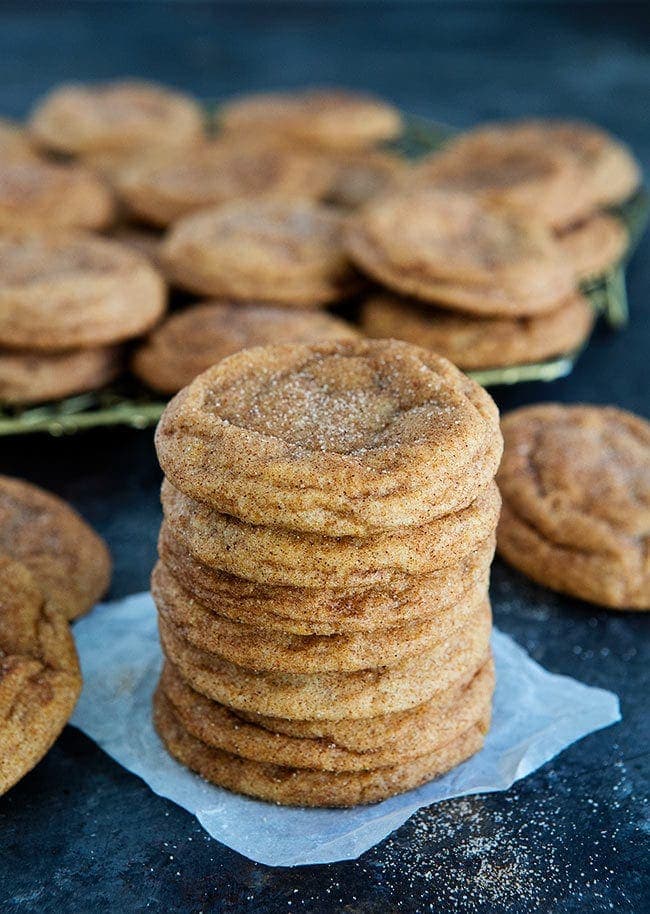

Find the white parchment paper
[[71, 592, 620, 867]]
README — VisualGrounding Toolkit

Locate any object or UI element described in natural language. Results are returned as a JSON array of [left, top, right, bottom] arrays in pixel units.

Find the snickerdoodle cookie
[[30, 80, 204, 156], [155, 339, 502, 535], [0, 159, 114, 232], [0, 475, 111, 620], [161, 478, 500, 588], [320, 149, 406, 208], [0, 556, 82, 795], [161, 198, 358, 306], [556, 213, 628, 282], [133, 302, 358, 395], [158, 600, 491, 720], [0, 345, 121, 405], [497, 404, 650, 609], [361, 291, 594, 370], [346, 190, 575, 316], [0, 119, 37, 162], [152, 560, 487, 673], [157, 522, 494, 635], [154, 688, 489, 806], [218, 88, 402, 150], [0, 233, 166, 350], [113, 142, 331, 227], [158, 657, 494, 772]]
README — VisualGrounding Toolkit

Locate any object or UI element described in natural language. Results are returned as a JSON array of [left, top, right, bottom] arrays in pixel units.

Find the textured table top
[[0, 3, 648, 912]]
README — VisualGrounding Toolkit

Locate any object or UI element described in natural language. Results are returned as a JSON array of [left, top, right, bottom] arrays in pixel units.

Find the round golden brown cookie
[[0, 119, 38, 163], [161, 198, 358, 306], [346, 190, 576, 317], [159, 657, 494, 772], [497, 404, 650, 609], [133, 302, 358, 395], [0, 475, 111, 620], [409, 133, 579, 229], [113, 141, 332, 227], [217, 88, 402, 151], [152, 560, 488, 673], [361, 291, 594, 371], [154, 688, 489, 806], [319, 149, 406, 208], [0, 556, 82, 795], [30, 80, 204, 156], [158, 522, 494, 635], [457, 120, 641, 219], [161, 478, 500, 588], [155, 338, 502, 535], [158, 602, 492, 720], [0, 159, 114, 232], [0, 233, 166, 350], [556, 213, 628, 282], [0, 345, 121, 405]]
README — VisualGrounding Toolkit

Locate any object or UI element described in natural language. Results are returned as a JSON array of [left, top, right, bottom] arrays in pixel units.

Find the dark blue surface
[[0, 4, 648, 912]]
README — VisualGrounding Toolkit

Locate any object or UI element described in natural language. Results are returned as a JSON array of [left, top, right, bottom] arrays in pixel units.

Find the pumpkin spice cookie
[[113, 141, 332, 227], [497, 404, 650, 609], [152, 560, 487, 673], [158, 600, 492, 720], [154, 688, 490, 807], [133, 302, 358, 395], [361, 291, 594, 371], [0, 345, 121, 405], [0, 159, 114, 232], [0, 556, 82, 795], [158, 522, 494, 635], [30, 79, 204, 156], [155, 339, 502, 535], [159, 657, 494, 772], [556, 213, 628, 282], [346, 190, 576, 317], [161, 478, 501, 588], [0, 233, 166, 350], [319, 149, 406, 209], [218, 88, 402, 150], [161, 198, 358, 306], [0, 475, 111, 620]]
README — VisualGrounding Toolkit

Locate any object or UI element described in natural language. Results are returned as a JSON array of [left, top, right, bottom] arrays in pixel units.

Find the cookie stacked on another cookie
[[353, 189, 595, 371], [152, 338, 503, 806]]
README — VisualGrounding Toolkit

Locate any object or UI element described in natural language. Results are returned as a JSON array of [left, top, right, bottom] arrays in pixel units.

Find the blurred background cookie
[[0, 345, 121, 406]]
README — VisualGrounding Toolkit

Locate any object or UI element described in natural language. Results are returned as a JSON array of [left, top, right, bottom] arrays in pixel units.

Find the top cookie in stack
[[359, 119, 640, 372], [152, 338, 503, 807]]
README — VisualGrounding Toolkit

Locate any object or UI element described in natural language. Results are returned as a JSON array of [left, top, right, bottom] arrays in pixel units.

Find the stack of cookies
[[152, 338, 503, 807], [357, 119, 641, 372]]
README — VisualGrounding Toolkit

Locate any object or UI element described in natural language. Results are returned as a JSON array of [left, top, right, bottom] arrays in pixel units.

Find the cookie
[[152, 560, 487, 673], [30, 80, 204, 156], [161, 478, 501, 588], [133, 302, 358, 395], [346, 190, 576, 316], [0, 159, 114, 232], [0, 119, 37, 162], [361, 291, 594, 370], [0, 233, 166, 350], [155, 339, 502, 535], [319, 149, 406, 208], [556, 213, 628, 282], [159, 657, 494, 772], [0, 475, 111, 620], [158, 522, 494, 635], [218, 88, 402, 150], [154, 688, 489, 807], [109, 224, 162, 268], [160, 198, 358, 306], [0, 556, 82, 795], [409, 133, 578, 229], [113, 141, 332, 227], [158, 600, 492, 720], [0, 345, 121, 405], [497, 404, 650, 609]]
